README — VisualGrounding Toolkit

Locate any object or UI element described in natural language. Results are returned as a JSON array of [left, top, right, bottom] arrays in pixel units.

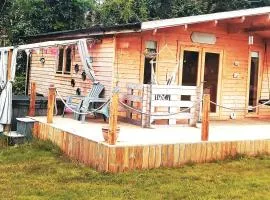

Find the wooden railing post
[[201, 93, 210, 141], [28, 82, 36, 117], [108, 88, 120, 145], [7, 49, 13, 81], [47, 85, 56, 123]]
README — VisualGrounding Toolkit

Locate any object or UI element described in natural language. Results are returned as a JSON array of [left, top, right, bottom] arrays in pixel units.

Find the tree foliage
[[89, 0, 270, 26], [1, 0, 95, 45]]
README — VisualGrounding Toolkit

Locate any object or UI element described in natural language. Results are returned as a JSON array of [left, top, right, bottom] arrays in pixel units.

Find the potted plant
[[102, 125, 120, 143]]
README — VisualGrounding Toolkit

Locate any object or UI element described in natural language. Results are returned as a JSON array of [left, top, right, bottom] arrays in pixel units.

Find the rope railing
[[56, 89, 111, 115], [55, 85, 270, 118], [119, 96, 270, 117], [210, 99, 270, 111], [119, 99, 202, 117]]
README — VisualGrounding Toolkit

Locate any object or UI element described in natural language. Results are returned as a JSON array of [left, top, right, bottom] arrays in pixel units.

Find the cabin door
[[247, 51, 260, 115], [180, 47, 222, 117], [201, 49, 223, 117]]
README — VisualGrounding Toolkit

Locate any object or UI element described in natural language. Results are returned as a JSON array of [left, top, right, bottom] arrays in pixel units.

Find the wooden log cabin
[[25, 7, 270, 126]]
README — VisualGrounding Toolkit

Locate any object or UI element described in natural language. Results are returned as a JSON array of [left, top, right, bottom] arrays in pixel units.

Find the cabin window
[[143, 41, 157, 84], [56, 46, 72, 74], [182, 51, 199, 86]]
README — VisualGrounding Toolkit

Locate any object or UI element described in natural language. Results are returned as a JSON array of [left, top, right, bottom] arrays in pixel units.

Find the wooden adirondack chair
[[62, 95, 85, 117], [74, 82, 109, 122]]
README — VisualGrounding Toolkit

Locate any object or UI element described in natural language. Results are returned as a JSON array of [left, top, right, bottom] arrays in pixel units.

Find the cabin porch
[[33, 115, 270, 145], [30, 115, 270, 172]]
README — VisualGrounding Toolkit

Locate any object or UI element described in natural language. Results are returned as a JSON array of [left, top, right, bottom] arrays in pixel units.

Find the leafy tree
[[91, 0, 148, 25], [171, 0, 206, 18], [204, 0, 251, 13], [2, 0, 94, 44]]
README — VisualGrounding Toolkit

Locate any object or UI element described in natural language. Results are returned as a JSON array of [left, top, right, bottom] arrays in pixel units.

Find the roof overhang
[[25, 23, 141, 42], [142, 7, 270, 30]]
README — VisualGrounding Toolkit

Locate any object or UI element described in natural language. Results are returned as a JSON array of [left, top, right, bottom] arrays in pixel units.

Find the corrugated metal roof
[[142, 6, 270, 30]]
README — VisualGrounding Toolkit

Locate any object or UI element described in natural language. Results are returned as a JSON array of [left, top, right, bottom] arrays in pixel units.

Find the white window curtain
[[0, 48, 17, 132]]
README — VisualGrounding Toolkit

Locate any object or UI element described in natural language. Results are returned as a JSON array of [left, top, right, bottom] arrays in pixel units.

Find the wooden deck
[[32, 116, 270, 173]]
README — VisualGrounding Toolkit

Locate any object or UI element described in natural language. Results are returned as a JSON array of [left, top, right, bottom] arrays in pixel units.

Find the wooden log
[[201, 93, 210, 141], [29, 82, 36, 117], [108, 88, 119, 145], [7, 50, 13, 81], [47, 85, 56, 123]]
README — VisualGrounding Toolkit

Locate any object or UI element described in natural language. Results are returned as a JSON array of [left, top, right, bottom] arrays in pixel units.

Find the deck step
[[3, 131, 25, 146]]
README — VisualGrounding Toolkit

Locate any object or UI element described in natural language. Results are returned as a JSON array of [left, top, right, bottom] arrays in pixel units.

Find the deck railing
[[123, 83, 201, 127], [122, 83, 144, 126]]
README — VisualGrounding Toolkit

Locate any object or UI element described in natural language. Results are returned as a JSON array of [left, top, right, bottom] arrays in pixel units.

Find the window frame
[[56, 46, 73, 75]]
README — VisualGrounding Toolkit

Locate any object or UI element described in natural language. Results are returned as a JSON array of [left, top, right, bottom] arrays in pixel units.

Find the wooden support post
[[47, 85, 56, 124], [201, 93, 210, 141], [108, 88, 119, 145], [28, 82, 36, 117], [7, 50, 13, 81]]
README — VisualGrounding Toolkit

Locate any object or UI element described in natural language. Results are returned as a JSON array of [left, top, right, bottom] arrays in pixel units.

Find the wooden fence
[[122, 83, 144, 126], [148, 85, 200, 126], [122, 84, 200, 127]]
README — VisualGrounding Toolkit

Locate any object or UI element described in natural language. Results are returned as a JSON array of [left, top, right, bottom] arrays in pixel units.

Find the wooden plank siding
[[33, 121, 270, 173], [29, 38, 114, 99], [114, 23, 270, 120]]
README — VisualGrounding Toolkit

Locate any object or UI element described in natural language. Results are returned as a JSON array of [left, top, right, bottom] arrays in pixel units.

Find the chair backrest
[[87, 82, 105, 98], [80, 82, 105, 111]]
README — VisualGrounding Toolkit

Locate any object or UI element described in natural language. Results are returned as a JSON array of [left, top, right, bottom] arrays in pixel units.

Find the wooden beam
[[201, 93, 210, 141], [213, 20, 218, 27], [7, 50, 13, 81], [181, 24, 188, 31], [108, 88, 120, 145], [47, 85, 56, 123], [227, 16, 246, 24], [245, 26, 270, 33], [227, 14, 270, 34], [152, 29, 157, 35], [28, 82, 36, 117]]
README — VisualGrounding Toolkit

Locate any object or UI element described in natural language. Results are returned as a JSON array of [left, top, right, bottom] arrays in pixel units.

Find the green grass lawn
[[0, 138, 269, 200]]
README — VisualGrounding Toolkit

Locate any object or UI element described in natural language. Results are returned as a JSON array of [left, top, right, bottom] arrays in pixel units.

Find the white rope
[[56, 90, 110, 115], [119, 100, 201, 117], [54, 97, 58, 116], [210, 99, 270, 111]]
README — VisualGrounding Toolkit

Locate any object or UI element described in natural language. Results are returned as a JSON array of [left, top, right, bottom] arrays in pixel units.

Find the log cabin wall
[[114, 23, 270, 120], [29, 37, 114, 99]]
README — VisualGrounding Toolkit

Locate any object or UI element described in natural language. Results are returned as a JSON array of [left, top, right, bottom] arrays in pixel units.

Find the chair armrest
[[66, 95, 85, 104], [87, 97, 108, 103]]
